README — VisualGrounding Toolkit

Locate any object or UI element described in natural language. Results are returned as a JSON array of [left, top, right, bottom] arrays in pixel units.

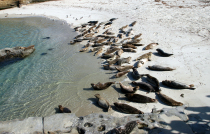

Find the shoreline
[[0, 0, 210, 133]]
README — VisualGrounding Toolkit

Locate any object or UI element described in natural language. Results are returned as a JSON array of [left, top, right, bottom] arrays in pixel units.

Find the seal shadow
[[41, 53, 47, 56], [109, 75, 116, 79], [42, 37, 50, 39], [0, 58, 23, 68], [48, 48, 54, 51], [88, 98, 108, 112], [152, 52, 163, 57], [112, 84, 122, 94], [83, 87, 94, 91], [54, 107, 60, 114], [206, 95, 210, 98]]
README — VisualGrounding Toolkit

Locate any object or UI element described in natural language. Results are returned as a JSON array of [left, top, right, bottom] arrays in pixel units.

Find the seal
[[94, 48, 103, 56], [90, 46, 103, 52], [119, 25, 128, 30], [115, 65, 134, 72], [144, 43, 159, 50], [116, 49, 124, 57], [126, 28, 133, 36], [156, 92, 183, 106], [122, 48, 136, 53], [127, 38, 142, 44], [119, 82, 139, 93], [144, 74, 161, 92], [103, 65, 121, 70], [107, 56, 120, 65], [122, 44, 137, 49], [130, 21, 137, 27], [91, 82, 115, 90], [135, 52, 152, 67], [79, 47, 88, 52], [156, 48, 173, 57], [117, 57, 132, 65], [133, 33, 142, 39], [115, 70, 130, 78], [132, 68, 143, 80], [125, 93, 157, 103], [132, 43, 144, 46], [58, 105, 71, 113], [104, 47, 120, 55], [95, 39, 107, 43], [103, 28, 112, 34], [162, 80, 195, 90], [114, 102, 144, 114], [100, 53, 115, 59], [112, 121, 139, 134], [117, 33, 124, 39], [132, 81, 156, 93], [148, 65, 175, 71], [94, 94, 111, 111]]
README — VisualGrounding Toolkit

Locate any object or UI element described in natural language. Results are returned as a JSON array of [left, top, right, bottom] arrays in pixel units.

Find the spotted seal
[[115, 70, 130, 78], [116, 49, 124, 57], [58, 105, 71, 113], [156, 92, 183, 106], [125, 93, 157, 103], [131, 81, 156, 93], [94, 94, 111, 111], [156, 48, 173, 57], [115, 65, 134, 72], [162, 80, 195, 90], [91, 82, 115, 90], [119, 82, 139, 93], [148, 65, 175, 71], [133, 33, 142, 39], [117, 57, 132, 65], [114, 102, 144, 114], [132, 68, 143, 80], [144, 74, 161, 92], [122, 44, 137, 49]]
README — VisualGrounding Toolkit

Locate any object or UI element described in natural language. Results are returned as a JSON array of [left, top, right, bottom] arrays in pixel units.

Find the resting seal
[[103, 65, 121, 70], [148, 65, 175, 71], [156, 92, 183, 106], [91, 82, 115, 90], [117, 57, 132, 65], [94, 94, 111, 111], [58, 105, 71, 113], [116, 49, 124, 57], [104, 47, 120, 55], [144, 43, 158, 50], [143, 74, 161, 92], [115, 70, 130, 78], [130, 21, 137, 26], [119, 82, 139, 93], [132, 81, 156, 93], [125, 93, 157, 103], [122, 44, 137, 49], [132, 68, 143, 80], [107, 56, 120, 65], [162, 80, 195, 90], [133, 33, 142, 39], [156, 48, 173, 57], [114, 102, 144, 114], [100, 53, 115, 59], [115, 65, 133, 72]]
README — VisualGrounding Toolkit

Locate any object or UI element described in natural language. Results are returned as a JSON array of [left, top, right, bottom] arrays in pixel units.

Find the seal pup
[[162, 80, 195, 90], [156, 92, 183, 106], [114, 102, 144, 114], [125, 93, 157, 103], [116, 49, 124, 57], [122, 48, 136, 53], [148, 65, 175, 71], [144, 43, 159, 50], [130, 21, 137, 27], [91, 82, 115, 90], [144, 74, 161, 92], [119, 82, 139, 93], [115, 70, 130, 78], [117, 57, 132, 65], [94, 94, 111, 111], [58, 105, 71, 113], [132, 81, 156, 93], [115, 65, 134, 72], [156, 48, 173, 57], [112, 121, 139, 134], [132, 68, 143, 80]]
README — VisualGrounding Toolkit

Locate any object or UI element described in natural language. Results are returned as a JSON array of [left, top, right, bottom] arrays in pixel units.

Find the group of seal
[[68, 18, 196, 116]]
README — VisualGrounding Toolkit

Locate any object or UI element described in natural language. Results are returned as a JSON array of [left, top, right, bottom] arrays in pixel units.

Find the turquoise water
[[0, 17, 118, 121]]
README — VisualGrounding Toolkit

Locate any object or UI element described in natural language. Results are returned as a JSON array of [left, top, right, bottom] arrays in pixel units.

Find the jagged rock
[[0, 45, 35, 62], [0, 117, 43, 133]]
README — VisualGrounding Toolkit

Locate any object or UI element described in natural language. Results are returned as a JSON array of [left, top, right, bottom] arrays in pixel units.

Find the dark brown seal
[[94, 94, 111, 111], [144, 74, 161, 92], [115, 70, 130, 78], [114, 102, 144, 114], [148, 65, 175, 71], [119, 82, 139, 93], [91, 82, 115, 90], [162, 80, 195, 90], [132, 68, 143, 80], [131, 81, 156, 93], [125, 93, 157, 103], [156, 92, 183, 106], [156, 48, 173, 57], [58, 105, 71, 113]]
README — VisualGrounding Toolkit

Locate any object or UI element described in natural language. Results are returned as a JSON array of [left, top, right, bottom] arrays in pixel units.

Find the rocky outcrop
[[0, 105, 193, 134], [0, 45, 35, 62]]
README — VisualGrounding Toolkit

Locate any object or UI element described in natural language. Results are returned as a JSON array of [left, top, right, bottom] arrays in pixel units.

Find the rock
[[0, 45, 35, 62]]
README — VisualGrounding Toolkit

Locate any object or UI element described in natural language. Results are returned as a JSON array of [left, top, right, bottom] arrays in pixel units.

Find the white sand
[[0, 0, 210, 132]]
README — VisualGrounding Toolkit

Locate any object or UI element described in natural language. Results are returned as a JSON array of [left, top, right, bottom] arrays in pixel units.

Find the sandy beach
[[0, 0, 210, 133]]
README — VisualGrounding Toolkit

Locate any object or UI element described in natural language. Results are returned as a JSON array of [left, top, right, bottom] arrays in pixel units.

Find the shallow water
[[0, 17, 120, 121]]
